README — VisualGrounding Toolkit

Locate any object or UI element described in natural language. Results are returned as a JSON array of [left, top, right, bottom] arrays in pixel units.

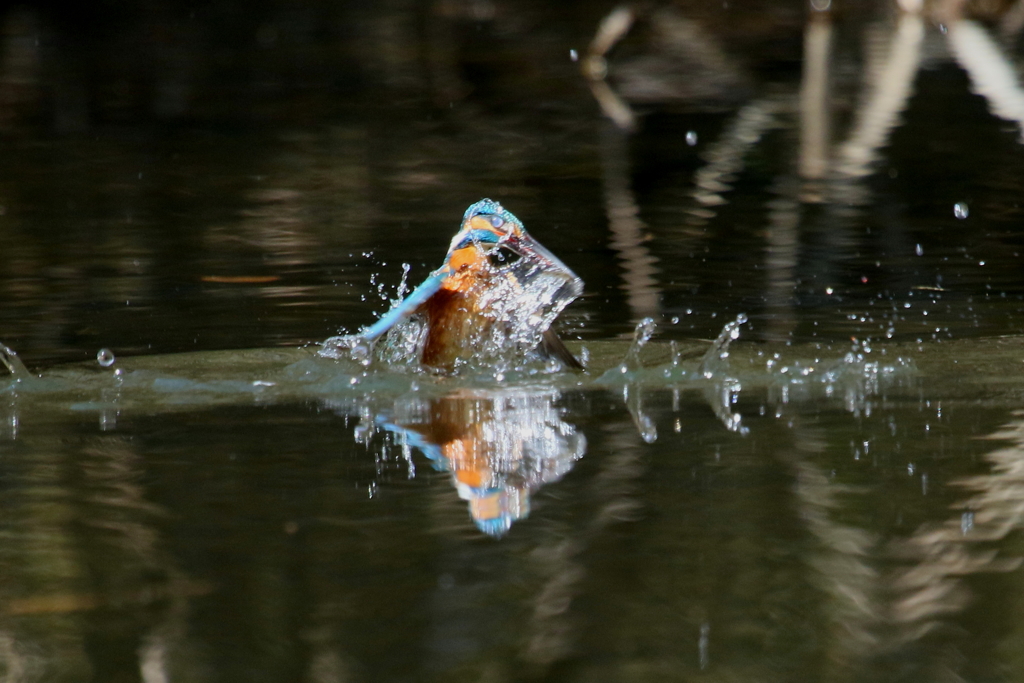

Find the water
[[3, 1, 1024, 681]]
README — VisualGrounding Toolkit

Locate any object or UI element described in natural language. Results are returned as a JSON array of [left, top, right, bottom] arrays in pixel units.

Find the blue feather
[[360, 269, 447, 341]]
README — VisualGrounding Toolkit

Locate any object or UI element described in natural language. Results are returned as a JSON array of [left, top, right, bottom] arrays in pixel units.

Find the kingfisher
[[327, 199, 583, 372]]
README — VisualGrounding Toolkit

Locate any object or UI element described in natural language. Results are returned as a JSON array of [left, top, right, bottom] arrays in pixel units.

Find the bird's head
[[444, 199, 575, 286]]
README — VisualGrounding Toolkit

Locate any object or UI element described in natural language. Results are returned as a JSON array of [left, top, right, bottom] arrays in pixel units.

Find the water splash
[[393, 262, 412, 301], [763, 338, 914, 418], [0, 343, 29, 380], [623, 383, 657, 443], [344, 242, 583, 375], [319, 334, 375, 367], [699, 313, 747, 379], [619, 317, 658, 374], [704, 377, 748, 435]]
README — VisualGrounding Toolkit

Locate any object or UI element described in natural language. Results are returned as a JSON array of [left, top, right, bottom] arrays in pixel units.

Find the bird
[[340, 199, 583, 372]]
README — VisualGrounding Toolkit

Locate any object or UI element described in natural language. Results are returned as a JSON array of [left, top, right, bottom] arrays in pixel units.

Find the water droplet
[[961, 511, 974, 535], [685, 130, 698, 146], [825, 287, 834, 295], [348, 339, 373, 366], [354, 421, 372, 442], [97, 348, 116, 367], [569, 48, 578, 62], [915, 244, 923, 256], [954, 202, 969, 219]]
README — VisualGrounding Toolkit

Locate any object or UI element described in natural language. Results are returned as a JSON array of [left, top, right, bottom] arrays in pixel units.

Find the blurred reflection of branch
[[776, 407, 1024, 681], [583, 5, 748, 131], [0, 632, 33, 681], [946, 19, 1024, 141], [998, 0, 1024, 41], [784, 426, 880, 679], [600, 124, 661, 325], [583, 6, 637, 131], [959, 415, 1024, 542], [836, 12, 925, 178], [0, 8, 42, 130], [0, 435, 200, 681], [888, 411, 1024, 657], [687, 98, 783, 225], [587, 78, 638, 132], [524, 532, 583, 667], [763, 177, 800, 342], [525, 423, 646, 669], [799, 10, 833, 180]]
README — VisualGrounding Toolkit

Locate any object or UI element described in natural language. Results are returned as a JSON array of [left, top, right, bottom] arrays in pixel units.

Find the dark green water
[[3, 2, 1024, 681]]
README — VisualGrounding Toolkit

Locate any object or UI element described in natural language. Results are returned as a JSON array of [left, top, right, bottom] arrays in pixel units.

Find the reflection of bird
[[358, 199, 583, 371], [378, 389, 587, 536]]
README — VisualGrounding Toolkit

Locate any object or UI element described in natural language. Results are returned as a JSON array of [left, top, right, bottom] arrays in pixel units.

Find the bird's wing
[[360, 269, 447, 342]]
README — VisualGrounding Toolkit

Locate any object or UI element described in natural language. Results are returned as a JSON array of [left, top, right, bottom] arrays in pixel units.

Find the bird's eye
[[489, 215, 505, 229], [488, 246, 522, 268]]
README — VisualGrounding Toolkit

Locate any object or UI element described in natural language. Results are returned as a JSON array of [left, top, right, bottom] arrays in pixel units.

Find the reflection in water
[[780, 406, 1024, 682], [836, 12, 925, 178], [524, 419, 648, 669], [584, 0, 1024, 348], [3, 335, 1024, 679], [799, 8, 832, 181], [784, 426, 880, 680], [583, 6, 638, 131], [0, 434, 200, 682], [946, 19, 1024, 140], [600, 125, 661, 326], [886, 411, 1024, 663], [376, 388, 585, 536]]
